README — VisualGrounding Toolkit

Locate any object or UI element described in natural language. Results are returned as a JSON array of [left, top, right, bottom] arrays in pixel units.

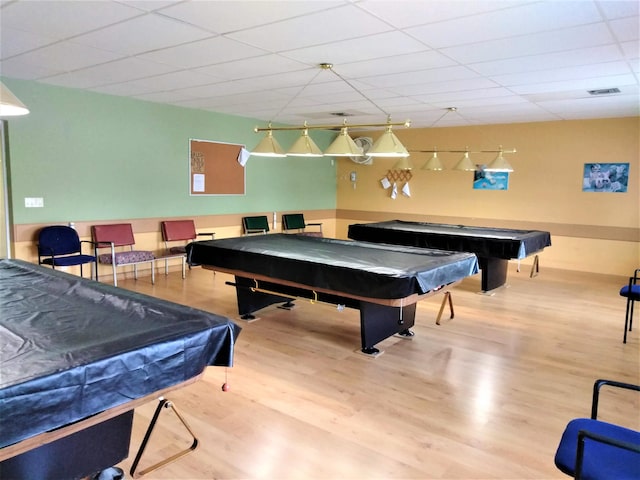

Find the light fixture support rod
[[411, 148, 517, 154], [255, 120, 410, 133]]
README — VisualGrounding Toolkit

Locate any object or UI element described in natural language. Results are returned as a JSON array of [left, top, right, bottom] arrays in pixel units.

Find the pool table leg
[[478, 257, 509, 292], [359, 302, 416, 355]]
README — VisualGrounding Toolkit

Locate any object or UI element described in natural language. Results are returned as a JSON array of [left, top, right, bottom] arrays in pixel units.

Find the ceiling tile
[[136, 36, 268, 69], [406, 2, 602, 49], [71, 13, 213, 56], [8, 41, 125, 73], [157, 1, 344, 34], [193, 55, 309, 81], [469, 45, 625, 76], [281, 31, 429, 65], [1, 1, 144, 40], [225, 4, 393, 51], [42, 57, 178, 88], [440, 23, 616, 64]]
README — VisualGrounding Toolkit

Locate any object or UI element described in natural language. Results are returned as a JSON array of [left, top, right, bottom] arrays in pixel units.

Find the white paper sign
[[193, 173, 205, 192]]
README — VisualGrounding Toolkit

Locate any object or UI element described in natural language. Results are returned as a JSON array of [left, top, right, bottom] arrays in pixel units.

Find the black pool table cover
[[186, 233, 479, 299], [348, 220, 551, 260], [0, 259, 240, 450]]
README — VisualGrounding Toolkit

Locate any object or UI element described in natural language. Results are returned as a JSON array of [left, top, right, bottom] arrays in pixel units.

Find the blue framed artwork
[[582, 163, 629, 192], [473, 167, 509, 190]]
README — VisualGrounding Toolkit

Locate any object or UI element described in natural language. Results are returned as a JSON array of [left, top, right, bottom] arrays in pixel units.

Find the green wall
[[2, 78, 337, 224]]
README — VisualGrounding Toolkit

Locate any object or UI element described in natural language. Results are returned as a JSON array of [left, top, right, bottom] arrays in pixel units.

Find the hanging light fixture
[[369, 121, 410, 158], [412, 146, 516, 171], [251, 128, 286, 157], [392, 155, 413, 170], [485, 146, 514, 172], [286, 125, 323, 157], [0, 81, 29, 116], [324, 124, 363, 157], [421, 150, 444, 171], [454, 149, 476, 171], [251, 63, 410, 158]]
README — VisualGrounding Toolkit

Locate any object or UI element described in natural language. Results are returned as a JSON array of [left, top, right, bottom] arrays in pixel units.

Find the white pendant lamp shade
[[369, 126, 409, 157], [251, 130, 286, 157], [0, 82, 29, 116], [421, 152, 444, 171], [453, 152, 476, 171], [324, 127, 363, 157], [287, 128, 323, 157]]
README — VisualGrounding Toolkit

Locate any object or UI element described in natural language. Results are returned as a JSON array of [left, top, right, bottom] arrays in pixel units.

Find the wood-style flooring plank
[[114, 264, 639, 479]]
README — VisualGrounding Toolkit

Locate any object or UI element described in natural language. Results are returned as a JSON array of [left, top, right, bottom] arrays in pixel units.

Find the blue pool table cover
[[0, 259, 240, 449]]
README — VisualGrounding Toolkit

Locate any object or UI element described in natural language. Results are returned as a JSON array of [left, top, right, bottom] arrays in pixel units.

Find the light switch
[[25, 197, 44, 208]]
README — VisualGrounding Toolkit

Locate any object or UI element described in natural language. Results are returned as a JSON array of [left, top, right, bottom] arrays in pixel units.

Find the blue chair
[[554, 379, 640, 479], [38, 225, 98, 280], [621, 268, 640, 343]]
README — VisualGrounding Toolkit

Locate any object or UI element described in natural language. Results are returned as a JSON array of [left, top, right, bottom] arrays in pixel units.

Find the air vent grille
[[588, 88, 621, 95]]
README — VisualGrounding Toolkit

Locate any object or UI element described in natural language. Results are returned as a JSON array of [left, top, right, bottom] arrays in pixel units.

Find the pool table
[[348, 220, 551, 292], [187, 234, 479, 355], [0, 259, 240, 478]]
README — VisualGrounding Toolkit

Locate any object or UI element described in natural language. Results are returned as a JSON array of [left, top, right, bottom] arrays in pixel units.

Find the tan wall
[[15, 210, 336, 281], [335, 117, 639, 276]]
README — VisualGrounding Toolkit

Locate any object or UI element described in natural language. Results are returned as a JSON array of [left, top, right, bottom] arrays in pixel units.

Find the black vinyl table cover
[[348, 220, 552, 260], [0, 259, 241, 449], [186, 234, 479, 299]]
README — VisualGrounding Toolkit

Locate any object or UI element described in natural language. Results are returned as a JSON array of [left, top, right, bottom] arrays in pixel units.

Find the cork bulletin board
[[189, 139, 245, 195]]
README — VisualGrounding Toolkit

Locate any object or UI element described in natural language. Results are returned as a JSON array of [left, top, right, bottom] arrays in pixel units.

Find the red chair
[[92, 224, 155, 286], [159, 220, 214, 277]]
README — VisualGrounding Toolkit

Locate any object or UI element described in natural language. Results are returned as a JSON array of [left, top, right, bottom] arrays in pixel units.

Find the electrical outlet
[[25, 197, 44, 208]]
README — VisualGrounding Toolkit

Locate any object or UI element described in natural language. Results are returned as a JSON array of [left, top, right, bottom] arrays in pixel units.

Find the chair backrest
[[38, 226, 81, 256], [242, 216, 270, 235], [282, 213, 306, 231], [161, 220, 197, 242], [92, 224, 136, 247]]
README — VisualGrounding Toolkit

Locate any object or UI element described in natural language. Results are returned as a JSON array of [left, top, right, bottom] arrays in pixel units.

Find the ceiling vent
[[588, 88, 621, 95]]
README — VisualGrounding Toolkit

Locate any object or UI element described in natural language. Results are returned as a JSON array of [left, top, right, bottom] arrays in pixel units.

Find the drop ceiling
[[1, 0, 638, 128]]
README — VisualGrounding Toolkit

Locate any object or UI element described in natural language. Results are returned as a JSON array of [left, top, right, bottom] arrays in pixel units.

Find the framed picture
[[582, 163, 629, 192], [473, 166, 509, 190]]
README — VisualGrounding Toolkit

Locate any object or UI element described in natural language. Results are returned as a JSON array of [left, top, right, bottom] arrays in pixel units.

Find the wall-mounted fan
[[350, 137, 373, 165]]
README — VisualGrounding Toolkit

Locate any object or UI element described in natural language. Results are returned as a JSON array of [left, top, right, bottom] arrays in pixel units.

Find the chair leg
[[624, 298, 632, 343], [112, 265, 118, 287]]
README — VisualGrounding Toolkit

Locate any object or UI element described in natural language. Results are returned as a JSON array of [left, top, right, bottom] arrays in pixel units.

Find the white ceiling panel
[[406, 1, 603, 49], [157, 1, 345, 34], [281, 31, 429, 65], [357, 1, 526, 29], [1, 1, 144, 40], [42, 57, 178, 89], [193, 55, 310, 81], [441, 23, 616, 64], [225, 5, 393, 51], [8, 41, 125, 73], [0, 27, 58, 59], [0, 0, 637, 127], [469, 45, 625, 76], [136, 36, 269, 69], [72, 13, 213, 56]]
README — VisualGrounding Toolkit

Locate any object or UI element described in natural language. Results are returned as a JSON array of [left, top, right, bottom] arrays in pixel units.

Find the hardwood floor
[[114, 263, 639, 479]]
